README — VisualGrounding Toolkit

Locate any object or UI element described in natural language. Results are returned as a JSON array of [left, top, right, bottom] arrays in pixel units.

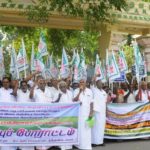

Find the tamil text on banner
[[0, 102, 79, 146], [105, 102, 150, 139]]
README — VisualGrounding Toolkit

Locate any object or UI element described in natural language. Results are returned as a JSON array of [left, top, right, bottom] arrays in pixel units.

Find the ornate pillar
[[137, 36, 150, 82]]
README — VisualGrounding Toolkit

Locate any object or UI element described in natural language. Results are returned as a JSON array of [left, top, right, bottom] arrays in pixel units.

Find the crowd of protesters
[[0, 71, 150, 150]]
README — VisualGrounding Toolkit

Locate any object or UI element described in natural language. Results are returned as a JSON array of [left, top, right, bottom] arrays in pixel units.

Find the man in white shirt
[[91, 79, 107, 146], [30, 78, 53, 103], [30, 78, 52, 150], [16, 81, 31, 103], [55, 81, 73, 103], [55, 81, 73, 150], [0, 77, 17, 150], [14, 80, 35, 150], [73, 79, 93, 150], [135, 81, 150, 103], [50, 78, 60, 102]]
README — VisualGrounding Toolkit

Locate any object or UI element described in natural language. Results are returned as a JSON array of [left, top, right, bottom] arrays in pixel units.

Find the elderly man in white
[[30, 78, 53, 150], [0, 77, 17, 150], [91, 78, 107, 147], [13, 80, 35, 150], [73, 79, 94, 150], [54, 81, 73, 150]]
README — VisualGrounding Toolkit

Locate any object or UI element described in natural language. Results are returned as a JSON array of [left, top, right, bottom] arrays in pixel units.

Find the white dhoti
[[92, 111, 106, 145], [77, 116, 92, 150]]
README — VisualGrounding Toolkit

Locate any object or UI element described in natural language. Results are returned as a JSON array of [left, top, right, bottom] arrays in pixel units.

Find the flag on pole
[[60, 48, 70, 78], [118, 49, 128, 73], [16, 39, 28, 77], [0, 45, 5, 78], [38, 33, 48, 57], [34, 52, 45, 72], [10, 44, 19, 79], [71, 49, 76, 66], [44, 54, 52, 79], [94, 54, 106, 82], [107, 51, 120, 82], [78, 49, 87, 80], [31, 43, 36, 72], [73, 51, 80, 82], [133, 42, 143, 82], [50, 54, 59, 78]]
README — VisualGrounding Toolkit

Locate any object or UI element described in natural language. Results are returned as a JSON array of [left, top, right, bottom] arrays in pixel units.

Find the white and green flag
[[30, 43, 36, 72], [38, 33, 48, 57], [71, 49, 76, 66], [50, 54, 59, 78], [10, 44, 19, 79], [78, 49, 87, 80], [0, 45, 5, 78], [107, 51, 120, 82], [118, 49, 128, 73], [73, 51, 80, 82], [133, 42, 143, 82], [16, 39, 29, 77], [34, 52, 45, 72], [95, 54, 106, 83], [60, 48, 70, 78]]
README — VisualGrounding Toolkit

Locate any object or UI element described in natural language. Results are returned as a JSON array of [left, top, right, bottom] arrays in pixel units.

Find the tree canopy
[[6, 0, 127, 29]]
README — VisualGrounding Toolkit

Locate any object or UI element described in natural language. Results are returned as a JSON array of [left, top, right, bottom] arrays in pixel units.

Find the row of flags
[[0, 33, 148, 83]]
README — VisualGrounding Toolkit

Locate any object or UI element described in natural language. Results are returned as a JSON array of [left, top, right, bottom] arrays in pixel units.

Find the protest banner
[[0, 102, 79, 146], [105, 102, 150, 139]]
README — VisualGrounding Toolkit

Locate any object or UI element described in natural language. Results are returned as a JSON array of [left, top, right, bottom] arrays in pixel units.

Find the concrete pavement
[[88, 139, 150, 150]]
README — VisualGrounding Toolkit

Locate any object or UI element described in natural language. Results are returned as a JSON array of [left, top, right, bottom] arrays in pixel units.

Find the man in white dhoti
[[30, 78, 52, 150], [14, 80, 35, 150], [91, 79, 107, 147], [73, 79, 93, 150], [0, 77, 17, 150], [55, 81, 73, 150]]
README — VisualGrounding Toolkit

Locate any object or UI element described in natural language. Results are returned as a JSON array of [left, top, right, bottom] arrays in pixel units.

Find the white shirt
[[59, 90, 73, 103], [0, 87, 16, 102], [74, 88, 93, 117], [50, 87, 60, 102], [135, 90, 150, 102], [33, 86, 52, 103], [92, 87, 107, 113], [17, 89, 31, 103]]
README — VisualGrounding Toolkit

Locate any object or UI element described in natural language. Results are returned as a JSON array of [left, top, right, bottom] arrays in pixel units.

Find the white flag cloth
[[118, 49, 128, 73], [31, 43, 36, 72], [0, 45, 5, 78], [107, 51, 120, 82], [133, 42, 143, 82], [94, 54, 106, 83], [16, 39, 29, 74], [60, 48, 70, 78], [73, 51, 80, 82], [10, 45, 19, 79], [38, 33, 48, 57], [34, 52, 45, 72], [50, 54, 59, 78], [78, 50, 87, 80]]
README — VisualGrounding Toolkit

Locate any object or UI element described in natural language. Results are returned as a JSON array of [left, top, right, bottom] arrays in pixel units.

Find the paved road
[[88, 139, 150, 150]]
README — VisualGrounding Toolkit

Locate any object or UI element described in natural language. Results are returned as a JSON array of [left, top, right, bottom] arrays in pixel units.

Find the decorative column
[[137, 36, 150, 82]]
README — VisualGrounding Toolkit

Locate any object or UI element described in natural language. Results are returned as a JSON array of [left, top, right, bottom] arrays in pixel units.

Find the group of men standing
[[0, 71, 150, 150], [0, 72, 107, 150]]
